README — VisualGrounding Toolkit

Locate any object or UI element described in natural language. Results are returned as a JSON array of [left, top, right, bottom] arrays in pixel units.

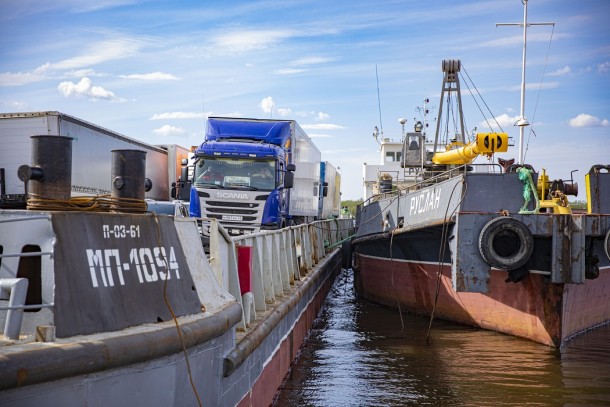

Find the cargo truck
[[0, 111, 190, 208], [189, 116, 339, 236], [319, 161, 341, 219]]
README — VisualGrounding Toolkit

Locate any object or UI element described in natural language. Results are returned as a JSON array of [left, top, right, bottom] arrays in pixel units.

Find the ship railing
[[207, 218, 353, 331], [362, 163, 503, 206], [0, 214, 55, 340]]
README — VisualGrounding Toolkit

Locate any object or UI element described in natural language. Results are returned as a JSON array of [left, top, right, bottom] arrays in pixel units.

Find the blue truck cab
[[190, 117, 322, 236]]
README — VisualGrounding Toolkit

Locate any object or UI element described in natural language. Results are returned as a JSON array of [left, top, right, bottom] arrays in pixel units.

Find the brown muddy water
[[274, 269, 610, 406]]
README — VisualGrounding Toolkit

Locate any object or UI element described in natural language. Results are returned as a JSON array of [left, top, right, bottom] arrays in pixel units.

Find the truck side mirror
[[284, 171, 294, 189], [171, 182, 177, 199], [322, 182, 328, 197], [181, 158, 188, 166], [287, 163, 296, 172]]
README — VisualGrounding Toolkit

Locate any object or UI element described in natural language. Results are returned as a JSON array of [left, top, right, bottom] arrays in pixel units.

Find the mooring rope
[[25, 194, 147, 213], [152, 214, 203, 407], [426, 178, 467, 344]]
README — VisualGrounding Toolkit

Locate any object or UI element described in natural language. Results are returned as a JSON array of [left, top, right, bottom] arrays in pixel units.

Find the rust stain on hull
[[354, 254, 610, 347]]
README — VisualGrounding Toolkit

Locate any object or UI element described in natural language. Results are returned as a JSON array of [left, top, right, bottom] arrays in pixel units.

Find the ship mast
[[497, 0, 554, 165]]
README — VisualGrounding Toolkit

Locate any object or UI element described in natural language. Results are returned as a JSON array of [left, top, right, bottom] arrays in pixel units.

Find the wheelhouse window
[[385, 151, 402, 163]]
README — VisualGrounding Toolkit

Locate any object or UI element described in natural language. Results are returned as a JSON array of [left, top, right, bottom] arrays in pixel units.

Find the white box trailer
[[320, 161, 341, 219], [289, 121, 322, 219], [0, 112, 183, 208]]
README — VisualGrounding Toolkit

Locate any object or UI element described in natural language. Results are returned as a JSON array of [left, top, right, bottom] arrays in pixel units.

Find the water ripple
[[274, 270, 610, 406]]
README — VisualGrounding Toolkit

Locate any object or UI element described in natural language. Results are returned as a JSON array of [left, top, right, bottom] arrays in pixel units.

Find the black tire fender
[[478, 217, 534, 270]]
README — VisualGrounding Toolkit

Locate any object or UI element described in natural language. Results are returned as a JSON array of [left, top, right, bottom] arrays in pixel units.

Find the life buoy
[[478, 217, 534, 270], [604, 230, 610, 260]]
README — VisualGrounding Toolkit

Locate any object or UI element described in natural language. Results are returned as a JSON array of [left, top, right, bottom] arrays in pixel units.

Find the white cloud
[[120, 72, 179, 80], [316, 112, 330, 121], [301, 123, 346, 130], [308, 133, 333, 138], [34, 63, 51, 75], [0, 62, 52, 86], [568, 113, 610, 128], [50, 38, 147, 71], [260, 96, 275, 113], [277, 108, 292, 117], [64, 68, 102, 78], [1, 36, 149, 87], [1, 100, 29, 110], [479, 113, 520, 130], [57, 77, 125, 102], [290, 56, 335, 66], [274, 68, 307, 75], [275, 56, 334, 76], [150, 112, 207, 120], [212, 29, 296, 52], [598, 61, 610, 74], [0, 71, 45, 87], [153, 125, 186, 137], [548, 66, 571, 76]]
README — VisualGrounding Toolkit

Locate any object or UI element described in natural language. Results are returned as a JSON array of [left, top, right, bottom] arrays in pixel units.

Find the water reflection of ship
[[352, 0, 610, 347], [351, 294, 569, 406], [276, 269, 610, 406]]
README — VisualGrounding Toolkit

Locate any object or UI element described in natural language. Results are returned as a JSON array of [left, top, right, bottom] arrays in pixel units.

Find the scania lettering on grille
[[216, 192, 249, 199]]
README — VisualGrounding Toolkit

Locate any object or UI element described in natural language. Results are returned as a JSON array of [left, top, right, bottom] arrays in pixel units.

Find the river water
[[274, 269, 610, 406]]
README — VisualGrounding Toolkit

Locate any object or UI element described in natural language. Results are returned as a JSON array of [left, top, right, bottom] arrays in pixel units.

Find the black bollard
[[111, 149, 147, 212], [18, 135, 73, 201]]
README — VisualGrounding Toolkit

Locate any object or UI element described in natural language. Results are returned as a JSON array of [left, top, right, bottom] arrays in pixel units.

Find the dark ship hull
[[353, 170, 610, 347]]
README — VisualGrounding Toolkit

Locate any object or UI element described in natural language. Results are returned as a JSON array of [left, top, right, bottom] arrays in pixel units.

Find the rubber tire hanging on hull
[[478, 217, 534, 270], [605, 229, 610, 261]]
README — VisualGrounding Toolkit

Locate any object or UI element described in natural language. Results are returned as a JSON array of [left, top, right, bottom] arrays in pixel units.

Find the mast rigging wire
[[524, 24, 555, 162], [460, 64, 505, 134], [376, 65, 384, 135]]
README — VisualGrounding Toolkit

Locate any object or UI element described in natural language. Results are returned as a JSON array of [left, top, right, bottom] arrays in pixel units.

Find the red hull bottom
[[354, 254, 610, 347]]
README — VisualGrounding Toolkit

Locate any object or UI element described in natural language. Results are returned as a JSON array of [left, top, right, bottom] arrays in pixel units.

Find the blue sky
[[1, 0, 609, 200]]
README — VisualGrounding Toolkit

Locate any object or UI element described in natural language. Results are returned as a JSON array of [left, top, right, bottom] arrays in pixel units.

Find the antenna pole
[[497, 0, 554, 165], [518, 0, 528, 165]]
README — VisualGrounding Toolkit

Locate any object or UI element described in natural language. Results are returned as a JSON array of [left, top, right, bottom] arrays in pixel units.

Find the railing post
[[286, 228, 299, 281], [0, 278, 29, 340], [209, 219, 224, 287], [302, 225, 313, 271], [278, 230, 292, 286], [250, 236, 267, 311]]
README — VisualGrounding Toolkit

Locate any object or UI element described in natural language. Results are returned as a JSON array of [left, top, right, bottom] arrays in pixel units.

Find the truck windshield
[[194, 158, 277, 191]]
